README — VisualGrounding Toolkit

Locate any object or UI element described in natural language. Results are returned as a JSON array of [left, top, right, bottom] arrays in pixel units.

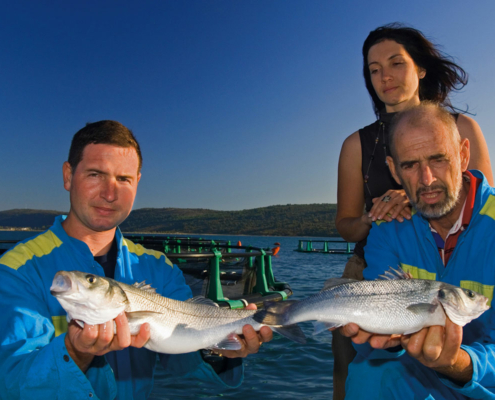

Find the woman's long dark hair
[[363, 23, 468, 117]]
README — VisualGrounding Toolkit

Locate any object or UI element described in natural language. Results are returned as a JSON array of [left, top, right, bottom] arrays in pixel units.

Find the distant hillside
[[0, 209, 64, 230], [0, 204, 338, 237]]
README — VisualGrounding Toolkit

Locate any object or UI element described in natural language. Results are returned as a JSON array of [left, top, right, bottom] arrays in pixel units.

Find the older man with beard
[[341, 102, 495, 400]]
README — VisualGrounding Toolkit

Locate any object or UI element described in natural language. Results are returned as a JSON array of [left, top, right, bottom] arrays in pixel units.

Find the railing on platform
[[294, 239, 354, 254]]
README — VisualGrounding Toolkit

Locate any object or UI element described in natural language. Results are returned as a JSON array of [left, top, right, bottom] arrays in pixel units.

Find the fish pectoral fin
[[186, 296, 219, 307], [126, 311, 162, 321], [322, 278, 358, 291], [312, 321, 341, 335], [272, 324, 306, 344], [74, 319, 85, 329], [406, 303, 438, 314], [210, 334, 242, 351]]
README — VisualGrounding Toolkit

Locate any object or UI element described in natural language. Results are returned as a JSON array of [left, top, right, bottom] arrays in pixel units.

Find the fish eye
[[438, 289, 446, 299], [86, 275, 96, 284], [465, 289, 475, 299]]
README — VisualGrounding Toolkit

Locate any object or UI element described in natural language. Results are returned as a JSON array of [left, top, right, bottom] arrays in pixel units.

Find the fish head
[[437, 284, 490, 327], [50, 270, 128, 325]]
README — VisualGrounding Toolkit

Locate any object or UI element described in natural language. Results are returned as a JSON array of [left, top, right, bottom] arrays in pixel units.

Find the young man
[[342, 103, 495, 399], [0, 121, 272, 399]]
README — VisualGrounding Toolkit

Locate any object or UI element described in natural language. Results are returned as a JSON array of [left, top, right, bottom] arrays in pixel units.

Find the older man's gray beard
[[405, 174, 463, 220]]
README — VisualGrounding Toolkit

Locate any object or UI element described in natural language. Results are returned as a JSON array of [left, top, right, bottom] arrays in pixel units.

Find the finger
[[245, 303, 257, 311], [115, 313, 131, 349], [440, 319, 463, 363], [351, 329, 373, 345], [368, 334, 397, 349], [131, 323, 151, 348], [340, 323, 360, 337], [259, 326, 273, 343], [93, 320, 116, 355], [422, 326, 444, 363], [242, 325, 261, 354], [399, 209, 412, 220], [404, 328, 428, 358]]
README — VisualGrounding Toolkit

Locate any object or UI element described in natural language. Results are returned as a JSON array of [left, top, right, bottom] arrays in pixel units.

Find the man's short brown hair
[[68, 120, 142, 172]]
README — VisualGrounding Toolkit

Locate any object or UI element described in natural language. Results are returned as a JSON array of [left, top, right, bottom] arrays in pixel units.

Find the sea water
[[150, 235, 350, 400]]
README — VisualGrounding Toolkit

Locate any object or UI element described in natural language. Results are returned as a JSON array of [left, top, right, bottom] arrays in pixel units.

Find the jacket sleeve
[[436, 342, 495, 399], [157, 258, 243, 388], [0, 263, 117, 400], [363, 221, 401, 281]]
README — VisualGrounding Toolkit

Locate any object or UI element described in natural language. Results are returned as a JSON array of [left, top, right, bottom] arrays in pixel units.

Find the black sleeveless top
[[353, 112, 459, 258]]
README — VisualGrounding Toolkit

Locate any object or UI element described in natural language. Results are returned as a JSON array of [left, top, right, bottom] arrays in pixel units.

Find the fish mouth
[[50, 272, 74, 296]]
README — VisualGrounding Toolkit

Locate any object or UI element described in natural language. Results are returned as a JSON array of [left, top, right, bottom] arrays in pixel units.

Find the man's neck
[[62, 214, 116, 256], [428, 179, 469, 241]]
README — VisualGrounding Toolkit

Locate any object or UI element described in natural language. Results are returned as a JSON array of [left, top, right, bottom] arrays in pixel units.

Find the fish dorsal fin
[[377, 266, 413, 281], [322, 278, 358, 291], [132, 281, 157, 293], [406, 303, 439, 314], [186, 296, 219, 307]]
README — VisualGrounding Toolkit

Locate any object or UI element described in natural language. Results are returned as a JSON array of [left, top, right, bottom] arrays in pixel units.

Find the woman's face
[[367, 39, 426, 113]]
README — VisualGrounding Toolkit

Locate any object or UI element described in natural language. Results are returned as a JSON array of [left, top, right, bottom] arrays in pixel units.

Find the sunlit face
[[63, 144, 141, 235], [367, 40, 426, 113], [387, 118, 469, 219]]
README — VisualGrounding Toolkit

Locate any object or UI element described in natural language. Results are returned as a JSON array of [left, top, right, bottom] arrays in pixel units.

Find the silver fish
[[50, 270, 305, 354], [255, 269, 490, 335]]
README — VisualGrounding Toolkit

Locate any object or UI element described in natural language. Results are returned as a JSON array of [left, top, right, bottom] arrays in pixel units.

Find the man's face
[[387, 118, 469, 219], [63, 143, 141, 234]]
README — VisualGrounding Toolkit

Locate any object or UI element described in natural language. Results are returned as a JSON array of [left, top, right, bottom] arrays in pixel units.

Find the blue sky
[[1, 0, 494, 212]]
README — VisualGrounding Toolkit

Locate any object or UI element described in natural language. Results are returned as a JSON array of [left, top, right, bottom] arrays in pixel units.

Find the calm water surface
[[150, 235, 350, 400]]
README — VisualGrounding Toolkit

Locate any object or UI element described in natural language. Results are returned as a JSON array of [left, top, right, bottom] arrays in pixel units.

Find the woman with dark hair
[[332, 23, 493, 400]]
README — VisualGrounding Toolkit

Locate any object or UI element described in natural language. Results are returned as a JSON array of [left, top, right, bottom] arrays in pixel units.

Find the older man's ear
[[387, 156, 401, 186]]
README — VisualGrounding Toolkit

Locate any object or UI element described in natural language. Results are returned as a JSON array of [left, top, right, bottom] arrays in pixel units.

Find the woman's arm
[[335, 131, 372, 242], [457, 114, 494, 185]]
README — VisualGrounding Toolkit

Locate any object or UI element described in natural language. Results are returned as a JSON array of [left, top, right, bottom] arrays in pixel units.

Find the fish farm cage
[[294, 239, 354, 254], [0, 233, 292, 309], [125, 235, 291, 309]]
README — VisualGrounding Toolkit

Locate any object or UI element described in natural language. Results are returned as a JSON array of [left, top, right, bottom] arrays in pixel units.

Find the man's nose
[[101, 179, 117, 202], [420, 164, 435, 187]]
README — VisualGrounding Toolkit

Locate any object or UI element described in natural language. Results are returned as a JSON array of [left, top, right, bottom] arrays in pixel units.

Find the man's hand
[[220, 303, 273, 358], [65, 312, 151, 372], [339, 323, 401, 349], [401, 318, 472, 384]]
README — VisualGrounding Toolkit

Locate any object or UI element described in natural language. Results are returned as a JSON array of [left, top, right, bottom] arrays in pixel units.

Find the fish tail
[[252, 300, 297, 325], [253, 300, 306, 344]]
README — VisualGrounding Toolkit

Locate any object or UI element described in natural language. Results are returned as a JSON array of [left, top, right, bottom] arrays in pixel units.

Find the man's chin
[[415, 202, 456, 219]]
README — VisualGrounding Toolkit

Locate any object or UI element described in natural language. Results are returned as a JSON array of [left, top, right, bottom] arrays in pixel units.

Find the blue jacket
[[351, 170, 495, 399], [0, 216, 243, 400]]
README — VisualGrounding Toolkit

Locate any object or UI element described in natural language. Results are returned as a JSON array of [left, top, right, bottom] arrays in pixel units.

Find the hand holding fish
[[339, 323, 402, 349], [220, 318, 273, 358], [65, 312, 151, 372], [400, 318, 473, 384]]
